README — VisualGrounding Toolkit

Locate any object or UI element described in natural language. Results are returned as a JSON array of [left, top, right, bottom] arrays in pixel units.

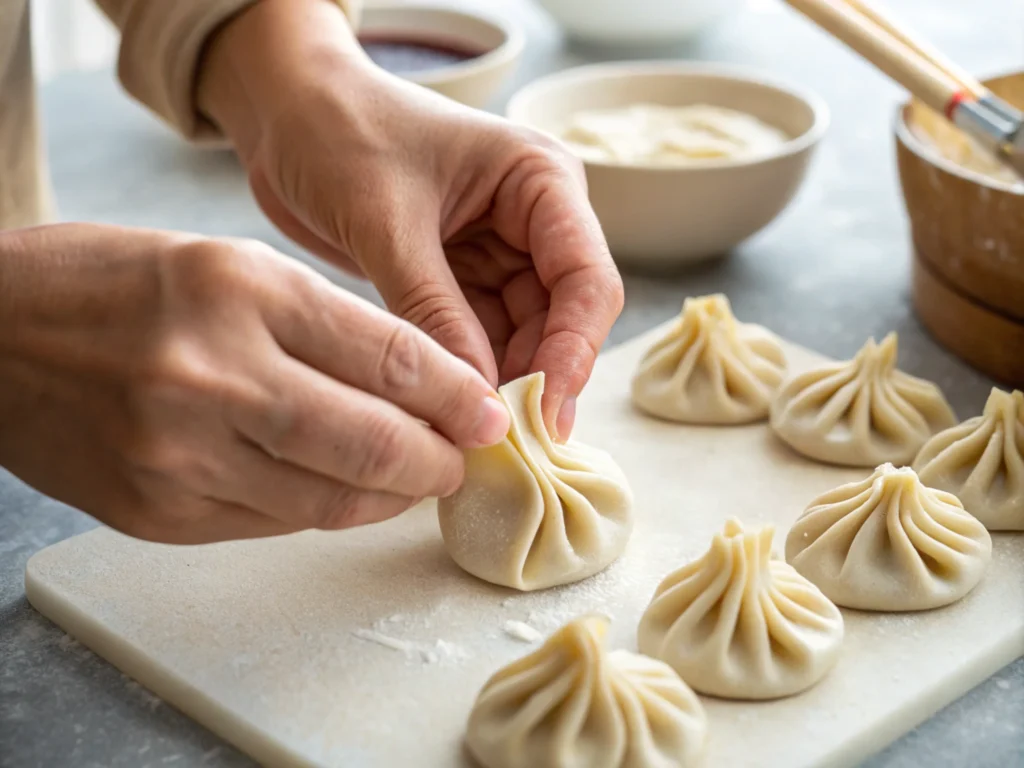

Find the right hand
[[0, 224, 509, 544]]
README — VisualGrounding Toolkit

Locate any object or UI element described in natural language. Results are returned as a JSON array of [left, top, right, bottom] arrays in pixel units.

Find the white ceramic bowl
[[534, 0, 744, 45], [360, 3, 524, 109], [506, 63, 828, 268]]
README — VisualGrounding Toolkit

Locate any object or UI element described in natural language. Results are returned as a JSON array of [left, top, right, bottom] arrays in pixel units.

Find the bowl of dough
[[895, 70, 1024, 388], [506, 62, 828, 268]]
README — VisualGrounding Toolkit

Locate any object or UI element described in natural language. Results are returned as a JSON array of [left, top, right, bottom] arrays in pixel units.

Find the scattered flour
[[502, 620, 543, 644], [351, 628, 418, 655], [351, 628, 467, 665]]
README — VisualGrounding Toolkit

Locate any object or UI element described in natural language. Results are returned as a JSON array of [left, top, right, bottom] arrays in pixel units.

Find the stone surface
[[1, 0, 1022, 765]]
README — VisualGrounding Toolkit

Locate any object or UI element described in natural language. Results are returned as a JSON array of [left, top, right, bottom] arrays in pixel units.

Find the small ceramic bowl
[[896, 71, 1024, 387], [359, 3, 524, 110], [506, 62, 828, 267], [533, 0, 744, 46]]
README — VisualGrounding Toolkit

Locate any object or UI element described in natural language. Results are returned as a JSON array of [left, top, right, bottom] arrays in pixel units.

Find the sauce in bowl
[[359, 36, 484, 75]]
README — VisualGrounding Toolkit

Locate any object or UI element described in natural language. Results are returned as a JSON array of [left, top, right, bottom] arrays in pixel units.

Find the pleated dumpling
[[631, 294, 787, 424], [770, 333, 957, 466], [466, 615, 707, 768], [913, 388, 1024, 531], [438, 372, 633, 591], [785, 463, 992, 610], [637, 519, 844, 700]]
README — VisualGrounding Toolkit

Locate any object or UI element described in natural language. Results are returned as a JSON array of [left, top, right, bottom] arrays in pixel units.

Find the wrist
[[196, 0, 372, 163]]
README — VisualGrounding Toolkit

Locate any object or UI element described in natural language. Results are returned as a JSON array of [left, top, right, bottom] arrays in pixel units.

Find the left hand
[[198, 0, 624, 440]]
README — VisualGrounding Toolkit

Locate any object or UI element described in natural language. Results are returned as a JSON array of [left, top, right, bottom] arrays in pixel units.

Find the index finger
[[262, 261, 510, 449], [518, 169, 624, 440]]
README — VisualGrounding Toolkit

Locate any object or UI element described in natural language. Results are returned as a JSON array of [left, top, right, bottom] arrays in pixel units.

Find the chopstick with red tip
[[782, 0, 1024, 172]]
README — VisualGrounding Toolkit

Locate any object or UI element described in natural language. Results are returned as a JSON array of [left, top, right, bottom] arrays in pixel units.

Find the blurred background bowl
[[506, 62, 827, 269], [532, 0, 745, 46], [360, 3, 523, 109], [896, 70, 1024, 387]]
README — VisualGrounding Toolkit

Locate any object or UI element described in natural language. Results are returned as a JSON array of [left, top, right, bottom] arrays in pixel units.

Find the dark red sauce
[[359, 35, 484, 74]]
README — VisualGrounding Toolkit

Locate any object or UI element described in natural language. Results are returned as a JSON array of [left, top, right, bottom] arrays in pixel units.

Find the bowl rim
[[505, 61, 830, 172], [359, 3, 525, 86], [893, 100, 1024, 195]]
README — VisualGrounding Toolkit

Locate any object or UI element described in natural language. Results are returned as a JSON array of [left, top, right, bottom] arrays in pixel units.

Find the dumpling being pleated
[[913, 388, 1024, 531], [438, 372, 633, 591], [466, 615, 707, 768], [785, 463, 992, 611], [770, 332, 957, 467], [631, 294, 787, 425], [637, 519, 844, 700]]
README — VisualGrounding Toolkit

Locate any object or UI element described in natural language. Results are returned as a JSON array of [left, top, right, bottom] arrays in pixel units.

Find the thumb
[[357, 221, 499, 388]]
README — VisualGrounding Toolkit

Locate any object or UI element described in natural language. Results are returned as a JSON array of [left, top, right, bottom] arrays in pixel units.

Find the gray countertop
[[2, 0, 1023, 765]]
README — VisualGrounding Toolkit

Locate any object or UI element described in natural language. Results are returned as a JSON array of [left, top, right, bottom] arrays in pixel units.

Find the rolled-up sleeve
[[93, 0, 362, 140]]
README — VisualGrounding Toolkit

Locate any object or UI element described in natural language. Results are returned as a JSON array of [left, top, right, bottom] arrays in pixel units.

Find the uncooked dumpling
[[770, 332, 956, 466], [913, 388, 1024, 531], [466, 615, 707, 768], [631, 294, 787, 424], [438, 372, 633, 591], [785, 463, 992, 611], [637, 519, 843, 700]]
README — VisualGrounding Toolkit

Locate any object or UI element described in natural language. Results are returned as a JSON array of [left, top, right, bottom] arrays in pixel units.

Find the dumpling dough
[[438, 372, 633, 591], [785, 463, 992, 611], [637, 519, 844, 700], [561, 103, 788, 166], [914, 388, 1024, 531], [632, 294, 787, 424], [466, 615, 707, 768], [770, 332, 957, 466]]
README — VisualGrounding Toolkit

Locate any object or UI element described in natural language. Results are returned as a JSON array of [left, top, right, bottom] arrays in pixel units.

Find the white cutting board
[[25, 325, 1024, 768]]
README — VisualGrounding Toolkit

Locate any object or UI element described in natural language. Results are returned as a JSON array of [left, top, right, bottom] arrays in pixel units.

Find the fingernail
[[473, 395, 510, 447], [555, 396, 577, 443]]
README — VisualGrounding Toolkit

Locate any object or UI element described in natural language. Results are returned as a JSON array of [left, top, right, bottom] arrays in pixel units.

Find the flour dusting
[[502, 620, 542, 643]]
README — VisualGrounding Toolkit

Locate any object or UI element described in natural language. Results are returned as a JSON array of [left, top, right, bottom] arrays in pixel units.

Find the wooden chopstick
[[840, 0, 986, 100], [784, 0, 967, 118], [786, 0, 1024, 174]]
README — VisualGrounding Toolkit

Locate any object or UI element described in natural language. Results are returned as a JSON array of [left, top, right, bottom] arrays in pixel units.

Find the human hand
[[0, 224, 508, 544], [198, 0, 624, 440]]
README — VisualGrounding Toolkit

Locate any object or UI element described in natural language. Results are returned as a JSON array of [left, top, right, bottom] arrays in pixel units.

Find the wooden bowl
[[912, 248, 1024, 388], [896, 72, 1024, 323]]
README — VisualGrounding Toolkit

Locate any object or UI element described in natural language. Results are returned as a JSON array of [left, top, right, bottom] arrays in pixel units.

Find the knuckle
[[253, 396, 302, 460], [310, 485, 360, 530], [163, 238, 270, 307], [394, 283, 468, 350], [356, 413, 407, 488], [508, 123, 568, 157], [440, 371, 476, 426], [378, 322, 423, 391], [130, 335, 221, 420], [575, 265, 625, 317], [520, 130, 581, 175], [606, 267, 626, 315]]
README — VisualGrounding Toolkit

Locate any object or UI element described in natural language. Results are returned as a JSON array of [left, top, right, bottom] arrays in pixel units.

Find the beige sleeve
[[93, 0, 362, 141]]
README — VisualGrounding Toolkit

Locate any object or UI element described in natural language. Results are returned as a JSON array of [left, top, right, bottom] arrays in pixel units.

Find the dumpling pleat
[[786, 464, 992, 610], [439, 372, 633, 591], [771, 334, 956, 466], [632, 295, 786, 425], [639, 520, 844, 699], [914, 388, 1024, 531], [467, 617, 707, 768]]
